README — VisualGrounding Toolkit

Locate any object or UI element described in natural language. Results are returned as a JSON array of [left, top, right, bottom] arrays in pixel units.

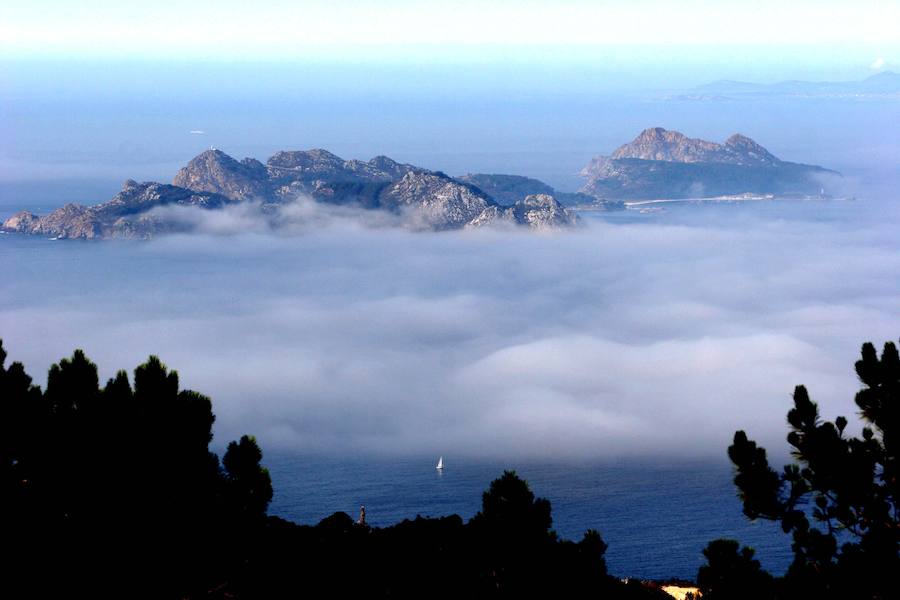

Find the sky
[[1, 0, 897, 77], [2, 0, 897, 186], [3, 0, 897, 187]]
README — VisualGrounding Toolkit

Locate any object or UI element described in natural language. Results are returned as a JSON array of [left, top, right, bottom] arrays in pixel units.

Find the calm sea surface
[[265, 454, 794, 580]]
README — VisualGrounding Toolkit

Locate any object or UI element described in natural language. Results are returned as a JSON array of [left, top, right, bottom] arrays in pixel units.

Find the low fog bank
[[149, 195, 410, 235], [2, 197, 899, 460]]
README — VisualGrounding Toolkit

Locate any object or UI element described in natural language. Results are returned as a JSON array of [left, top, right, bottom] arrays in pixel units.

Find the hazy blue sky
[[2, 1, 897, 78]]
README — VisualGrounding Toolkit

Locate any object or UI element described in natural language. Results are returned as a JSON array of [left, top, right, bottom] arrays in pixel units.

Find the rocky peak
[[519, 194, 560, 209], [5, 147, 580, 239], [379, 172, 495, 230], [267, 149, 345, 172], [173, 149, 270, 201], [606, 128, 782, 167], [240, 157, 266, 170], [173, 148, 439, 205], [507, 194, 578, 229], [2, 211, 39, 231], [611, 127, 721, 163], [367, 155, 424, 179], [723, 134, 779, 166], [580, 128, 833, 200], [266, 149, 407, 187], [109, 180, 231, 212], [467, 194, 578, 231]]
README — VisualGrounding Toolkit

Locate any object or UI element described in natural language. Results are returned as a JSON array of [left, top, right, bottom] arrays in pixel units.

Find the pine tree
[[726, 339, 899, 598]]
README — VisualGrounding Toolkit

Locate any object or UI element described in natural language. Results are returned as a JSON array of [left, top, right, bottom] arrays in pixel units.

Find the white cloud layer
[[2, 197, 899, 460]]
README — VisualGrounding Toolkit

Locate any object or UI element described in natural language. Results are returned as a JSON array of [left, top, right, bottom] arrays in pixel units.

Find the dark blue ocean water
[[265, 454, 794, 580]]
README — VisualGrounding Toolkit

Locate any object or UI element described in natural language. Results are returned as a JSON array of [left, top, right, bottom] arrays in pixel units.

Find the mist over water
[[3, 197, 898, 460], [2, 60, 899, 579], [5, 196, 897, 578]]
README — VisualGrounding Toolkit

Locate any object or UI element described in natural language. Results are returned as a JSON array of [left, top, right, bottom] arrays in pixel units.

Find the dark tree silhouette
[[468, 469, 556, 594], [467, 469, 615, 596], [723, 339, 899, 599], [223, 434, 273, 521], [0, 341, 271, 598], [475, 469, 554, 540], [0, 339, 675, 599], [697, 539, 774, 600]]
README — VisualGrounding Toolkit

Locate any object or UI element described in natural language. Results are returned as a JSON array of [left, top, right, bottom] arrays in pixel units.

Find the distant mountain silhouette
[[684, 71, 900, 97]]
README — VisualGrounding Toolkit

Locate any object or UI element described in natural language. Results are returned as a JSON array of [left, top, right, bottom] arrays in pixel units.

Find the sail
[[436, 456, 443, 469]]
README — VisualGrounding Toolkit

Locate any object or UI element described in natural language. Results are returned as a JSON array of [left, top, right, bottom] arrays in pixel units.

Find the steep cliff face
[[581, 128, 836, 200]]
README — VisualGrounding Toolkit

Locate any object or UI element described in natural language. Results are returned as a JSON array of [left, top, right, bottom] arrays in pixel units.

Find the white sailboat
[[436, 456, 443, 471]]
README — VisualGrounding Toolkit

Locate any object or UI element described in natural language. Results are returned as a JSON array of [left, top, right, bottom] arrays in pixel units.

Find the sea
[[265, 453, 793, 580]]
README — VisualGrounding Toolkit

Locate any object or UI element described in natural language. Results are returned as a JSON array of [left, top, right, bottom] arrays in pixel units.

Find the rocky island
[[579, 127, 839, 200], [2, 149, 580, 239], [2, 129, 840, 239]]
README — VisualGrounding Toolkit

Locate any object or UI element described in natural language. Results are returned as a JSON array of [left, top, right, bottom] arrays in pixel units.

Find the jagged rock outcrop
[[265, 149, 425, 190], [378, 172, 494, 230], [366, 155, 423, 180], [173, 149, 270, 202], [609, 128, 780, 167], [2, 180, 233, 239], [266, 148, 406, 189], [580, 128, 837, 200], [3, 151, 578, 239], [468, 194, 579, 231], [172, 148, 429, 205]]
